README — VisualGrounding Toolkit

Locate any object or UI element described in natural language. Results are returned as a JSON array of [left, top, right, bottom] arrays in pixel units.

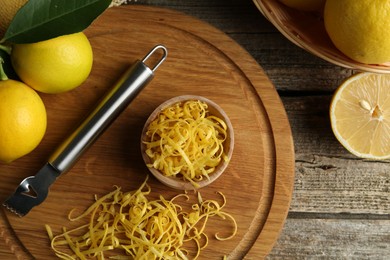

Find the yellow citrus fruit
[[278, 0, 326, 11], [0, 79, 47, 163], [0, 0, 28, 38], [11, 32, 93, 94], [330, 73, 390, 160], [324, 0, 390, 64]]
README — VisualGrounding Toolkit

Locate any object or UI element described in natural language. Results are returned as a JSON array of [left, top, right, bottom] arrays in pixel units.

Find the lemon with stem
[[0, 58, 47, 163]]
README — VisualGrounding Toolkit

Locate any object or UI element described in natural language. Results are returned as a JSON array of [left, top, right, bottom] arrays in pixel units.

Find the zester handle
[[49, 45, 167, 173]]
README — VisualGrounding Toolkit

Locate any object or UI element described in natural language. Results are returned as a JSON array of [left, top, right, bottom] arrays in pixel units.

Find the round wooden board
[[0, 5, 295, 259]]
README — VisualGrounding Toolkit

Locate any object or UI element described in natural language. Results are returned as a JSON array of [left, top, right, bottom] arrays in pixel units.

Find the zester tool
[[3, 45, 167, 217]]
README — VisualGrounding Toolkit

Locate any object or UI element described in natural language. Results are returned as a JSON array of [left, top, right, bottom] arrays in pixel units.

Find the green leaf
[[1, 0, 111, 44]]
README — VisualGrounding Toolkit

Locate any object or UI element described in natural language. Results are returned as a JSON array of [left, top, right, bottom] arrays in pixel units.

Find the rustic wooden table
[[1, 0, 389, 259]]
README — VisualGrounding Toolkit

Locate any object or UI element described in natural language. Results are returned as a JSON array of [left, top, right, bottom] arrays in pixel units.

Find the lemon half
[[330, 73, 390, 160]]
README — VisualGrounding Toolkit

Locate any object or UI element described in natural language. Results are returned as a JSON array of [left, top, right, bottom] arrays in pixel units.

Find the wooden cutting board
[[0, 5, 295, 259]]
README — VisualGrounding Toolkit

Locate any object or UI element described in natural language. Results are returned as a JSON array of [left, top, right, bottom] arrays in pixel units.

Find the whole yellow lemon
[[0, 79, 47, 163], [0, 0, 28, 38], [324, 0, 390, 64], [278, 0, 326, 11], [11, 32, 93, 94]]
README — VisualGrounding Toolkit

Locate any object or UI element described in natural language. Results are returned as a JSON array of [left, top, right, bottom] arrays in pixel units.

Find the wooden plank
[[117, 1, 346, 94], [230, 33, 353, 92], [267, 218, 390, 259], [283, 95, 352, 156], [292, 157, 390, 214], [129, 1, 355, 92], [2, 1, 388, 258], [283, 96, 390, 214], [126, 0, 275, 33], [126, 1, 390, 258]]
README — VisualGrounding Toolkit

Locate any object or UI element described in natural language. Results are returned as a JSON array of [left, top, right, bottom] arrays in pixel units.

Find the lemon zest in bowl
[[46, 177, 237, 259], [143, 100, 229, 186]]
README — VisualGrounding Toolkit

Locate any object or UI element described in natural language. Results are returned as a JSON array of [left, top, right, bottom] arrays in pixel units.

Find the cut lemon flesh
[[330, 73, 390, 159]]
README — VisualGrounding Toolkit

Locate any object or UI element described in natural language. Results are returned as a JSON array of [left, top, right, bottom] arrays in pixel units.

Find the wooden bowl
[[252, 0, 390, 73], [140, 95, 234, 190]]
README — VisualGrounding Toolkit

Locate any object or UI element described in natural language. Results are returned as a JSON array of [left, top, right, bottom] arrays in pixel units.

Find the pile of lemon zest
[[143, 100, 229, 185], [46, 177, 237, 259], [68, 187, 121, 221]]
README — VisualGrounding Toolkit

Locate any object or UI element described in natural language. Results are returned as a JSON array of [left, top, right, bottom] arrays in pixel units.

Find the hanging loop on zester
[[142, 45, 168, 72]]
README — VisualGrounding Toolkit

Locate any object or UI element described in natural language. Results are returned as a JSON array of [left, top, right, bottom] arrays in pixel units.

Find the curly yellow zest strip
[[46, 177, 237, 259]]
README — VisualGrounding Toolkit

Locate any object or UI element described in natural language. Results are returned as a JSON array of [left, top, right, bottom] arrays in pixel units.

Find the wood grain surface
[[127, 1, 390, 259], [0, 5, 294, 259], [2, 0, 389, 259]]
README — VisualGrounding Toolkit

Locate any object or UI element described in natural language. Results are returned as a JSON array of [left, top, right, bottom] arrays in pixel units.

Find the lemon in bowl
[[252, 0, 390, 72], [141, 95, 234, 190], [324, 0, 390, 65]]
